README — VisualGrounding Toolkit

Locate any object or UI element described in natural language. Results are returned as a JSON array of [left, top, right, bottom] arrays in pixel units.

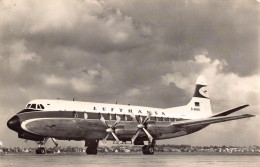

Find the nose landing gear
[[35, 139, 47, 154], [35, 138, 58, 154]]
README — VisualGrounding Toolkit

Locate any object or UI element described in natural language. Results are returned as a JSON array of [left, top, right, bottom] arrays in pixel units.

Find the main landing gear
[[142, 139, 156, 155], [36, 147, 46, 154], [85, 140, 99, 154]]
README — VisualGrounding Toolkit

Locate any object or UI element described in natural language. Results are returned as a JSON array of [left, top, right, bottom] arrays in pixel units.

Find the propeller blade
[[112, 115, 121, 127], [130, 113, 139, 123], [100, 115, 108, 127], [140, 116, 143, 123], [142, 128, 153, 143], [131, 129, 140, 143], [143, 111, 152, 123], [111, 132, 120, 144], [103, 133, 110, 142]]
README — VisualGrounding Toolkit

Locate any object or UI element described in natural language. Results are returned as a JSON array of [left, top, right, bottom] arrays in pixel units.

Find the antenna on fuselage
[[73, 98, 76, 101]]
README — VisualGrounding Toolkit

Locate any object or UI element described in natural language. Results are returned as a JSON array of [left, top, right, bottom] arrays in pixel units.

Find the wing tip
[[244, 114, 255, 118]]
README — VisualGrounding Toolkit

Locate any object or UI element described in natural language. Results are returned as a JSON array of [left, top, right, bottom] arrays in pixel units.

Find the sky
[[0, 0, 259, 147]]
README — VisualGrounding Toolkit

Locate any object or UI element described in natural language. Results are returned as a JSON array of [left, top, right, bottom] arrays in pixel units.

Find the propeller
[[100, 115, 121, 144], [130, 111, 153, 143]]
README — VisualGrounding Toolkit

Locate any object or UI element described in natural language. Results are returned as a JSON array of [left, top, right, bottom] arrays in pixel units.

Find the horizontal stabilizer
[[170, 114, 254, 127], [211, 104, 249, 117]]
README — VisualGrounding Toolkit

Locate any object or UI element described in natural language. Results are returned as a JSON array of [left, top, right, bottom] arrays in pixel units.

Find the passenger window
[[164, 117, 170, 122], [157, 117, 163, 121], [73, 111, 78, 118], [37, 104, 41, 109], [122, 114, 127, 121], [30, 104, 36, 109]]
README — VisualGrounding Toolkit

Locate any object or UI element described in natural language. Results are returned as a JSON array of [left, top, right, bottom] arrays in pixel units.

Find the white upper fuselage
[[25, 99, 207, 120]]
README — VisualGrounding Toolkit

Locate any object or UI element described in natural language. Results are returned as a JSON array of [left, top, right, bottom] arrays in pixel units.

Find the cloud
[[125, 88, 141, 97], [42, 65, 112, 93], [161, 54, 260, 111], [0, 41, 40, 72], [194, 54, 211, 64], [0, 0, 151, 54], [162, 72, 193, 95]]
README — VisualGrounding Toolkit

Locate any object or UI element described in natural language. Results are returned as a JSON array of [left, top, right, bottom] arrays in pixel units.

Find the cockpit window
[[20, 103, 45, 113], [40, 104, 45, 109], [26, 104, 31, 109], [37, 104, 41, 109], [24, 103, 45, 110], [30, 104, 36, 109]]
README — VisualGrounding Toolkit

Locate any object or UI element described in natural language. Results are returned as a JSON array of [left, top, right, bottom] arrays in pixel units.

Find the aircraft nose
[[7, 115, 20, 131]]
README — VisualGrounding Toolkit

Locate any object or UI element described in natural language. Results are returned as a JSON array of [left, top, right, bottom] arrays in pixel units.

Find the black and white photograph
[[0, 0, 259, 166]]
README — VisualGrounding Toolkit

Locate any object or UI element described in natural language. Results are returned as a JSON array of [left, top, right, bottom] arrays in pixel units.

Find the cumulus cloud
[[194, 54, 211, 64], [162, 72, 193, 95], [162, 54, 260, 111], [0, 40, 40, 72], [0, 0, 151, 54], [125, 88, 141, 97], [42, 65, 112, 93]]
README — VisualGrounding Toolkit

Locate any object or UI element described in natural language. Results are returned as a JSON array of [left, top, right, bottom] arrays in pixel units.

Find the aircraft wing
[[170, 114, 254, 127], [211, 104, 249, 117]]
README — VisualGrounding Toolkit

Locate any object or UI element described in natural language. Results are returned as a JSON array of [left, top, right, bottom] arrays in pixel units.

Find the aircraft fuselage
[[9, 100, 206, 142]]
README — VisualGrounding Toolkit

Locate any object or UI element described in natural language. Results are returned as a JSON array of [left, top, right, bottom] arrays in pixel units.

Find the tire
[[142, 145, 154, 155], [142, 145, 148, 153], [86, 147, 97, 154], [147, 146, 154, 155], [36, 147, 46, 154], [40, 147, 46, 154]]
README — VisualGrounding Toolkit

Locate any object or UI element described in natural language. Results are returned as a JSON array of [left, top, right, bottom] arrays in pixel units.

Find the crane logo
[[199, 86, 209, 98]]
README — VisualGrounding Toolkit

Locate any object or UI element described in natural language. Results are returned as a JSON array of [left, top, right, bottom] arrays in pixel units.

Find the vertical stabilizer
[[187, 75, 212, 118]]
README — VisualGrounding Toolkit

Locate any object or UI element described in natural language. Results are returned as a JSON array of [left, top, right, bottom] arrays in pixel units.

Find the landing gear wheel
[[147, 146, 154, 154], [142, 145, 154, 155], [36, 147, 46, 154], [86, 147, 97, 154], [142, 145, 147, 152]]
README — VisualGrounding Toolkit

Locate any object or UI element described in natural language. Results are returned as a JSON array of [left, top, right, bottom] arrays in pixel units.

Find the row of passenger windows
[[26, 104, 45, 110], [73, 112, 183, 122]]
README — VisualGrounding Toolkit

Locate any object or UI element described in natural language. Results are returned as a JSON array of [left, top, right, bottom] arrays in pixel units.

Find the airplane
[[7, 75, 254, 155]]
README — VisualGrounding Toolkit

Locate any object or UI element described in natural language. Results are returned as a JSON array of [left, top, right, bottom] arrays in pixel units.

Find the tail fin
[[186, 75, 212, 118]]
